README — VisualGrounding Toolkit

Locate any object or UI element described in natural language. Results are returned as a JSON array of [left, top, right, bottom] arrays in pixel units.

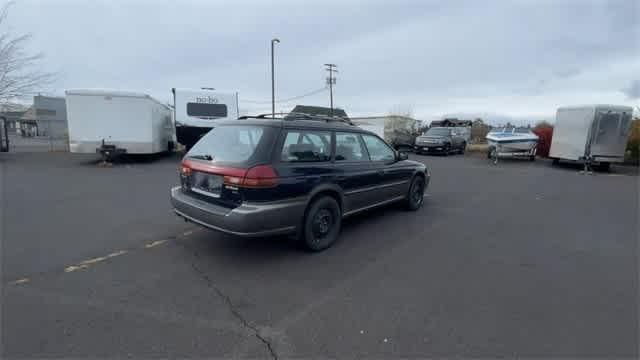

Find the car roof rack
[[238, 112, 354, 125]]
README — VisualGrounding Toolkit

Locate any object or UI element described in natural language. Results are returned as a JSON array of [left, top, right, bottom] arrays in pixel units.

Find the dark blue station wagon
[[170, 116, 430, 251]]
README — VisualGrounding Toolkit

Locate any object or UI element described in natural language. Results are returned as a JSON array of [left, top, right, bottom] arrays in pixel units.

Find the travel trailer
[[172, 88, 239, 149]]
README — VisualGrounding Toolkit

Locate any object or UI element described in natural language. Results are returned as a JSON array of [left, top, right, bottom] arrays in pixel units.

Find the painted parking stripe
[[8, 225, 200, 285], [65, 250, 128, 273], [145, 239, 168, 248]]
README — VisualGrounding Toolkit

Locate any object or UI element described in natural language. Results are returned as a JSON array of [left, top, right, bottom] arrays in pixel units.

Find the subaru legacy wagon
[[170, 115, 430, 251]]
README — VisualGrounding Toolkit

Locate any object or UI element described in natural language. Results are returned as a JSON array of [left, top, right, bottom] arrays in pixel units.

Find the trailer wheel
[[487, 146, 495, 159]]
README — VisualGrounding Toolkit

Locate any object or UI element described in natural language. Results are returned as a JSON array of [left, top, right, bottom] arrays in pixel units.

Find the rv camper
[[549, 105, 633, 171], [172, 88, 239, 149], [66, 89, 175, 159]]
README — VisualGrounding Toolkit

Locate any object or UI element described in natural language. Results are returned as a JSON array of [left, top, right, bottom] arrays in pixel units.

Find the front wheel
[[299, 196, 342, 252], [460, 142, 466, 154], [405, 176, 425, 211], [443, 144, 451, 156]]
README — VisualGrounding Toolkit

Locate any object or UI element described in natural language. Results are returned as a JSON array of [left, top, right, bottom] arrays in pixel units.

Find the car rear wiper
[[188, 154, 214, 161]]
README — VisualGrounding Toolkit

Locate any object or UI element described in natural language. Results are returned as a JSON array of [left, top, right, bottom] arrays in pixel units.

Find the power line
[[243, 87, 328, 104]]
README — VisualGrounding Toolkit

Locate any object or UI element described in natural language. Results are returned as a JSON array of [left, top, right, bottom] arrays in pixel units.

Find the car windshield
[[186, 125, 274, 165], [425, 128, 450, 136]]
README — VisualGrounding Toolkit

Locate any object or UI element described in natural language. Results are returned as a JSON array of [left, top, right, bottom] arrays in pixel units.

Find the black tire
[[487, 146, 494, 159], [552, 158, 559, 166], [405, 176, 425, 211], [300, 196, 341, 252], [529, 155, 535, 161], [597, 162, 610, 172], [460, 142, 466, 154]]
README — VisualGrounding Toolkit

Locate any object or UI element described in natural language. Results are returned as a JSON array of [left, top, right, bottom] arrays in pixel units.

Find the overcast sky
[[6, 0, 639, 124]]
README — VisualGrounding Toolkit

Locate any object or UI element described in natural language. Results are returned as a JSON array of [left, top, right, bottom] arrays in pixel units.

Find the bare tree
[[387, 104, 414, 119], [0, 1, 54, 104]]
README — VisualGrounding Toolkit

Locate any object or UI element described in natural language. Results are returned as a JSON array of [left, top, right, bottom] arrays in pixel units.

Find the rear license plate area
[[190, 171, 223, 198]]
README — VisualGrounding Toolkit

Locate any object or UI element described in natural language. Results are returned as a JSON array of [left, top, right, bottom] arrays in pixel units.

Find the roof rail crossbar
[[239, 112, 353, 125]]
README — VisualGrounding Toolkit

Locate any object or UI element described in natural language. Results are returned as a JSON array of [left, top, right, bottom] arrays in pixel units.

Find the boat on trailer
[[486, 127, 539, 163]]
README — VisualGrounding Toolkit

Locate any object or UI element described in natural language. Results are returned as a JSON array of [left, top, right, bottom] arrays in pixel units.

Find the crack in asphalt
[[188, 257, 278, 360]]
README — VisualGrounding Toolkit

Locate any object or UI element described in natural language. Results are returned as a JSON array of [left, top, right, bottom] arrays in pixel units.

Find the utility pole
[[271, 38, 280, 119], [324, 64, 337, 116]]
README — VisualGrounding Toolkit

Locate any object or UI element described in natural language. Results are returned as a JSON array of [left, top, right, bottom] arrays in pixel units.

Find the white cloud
[[6, 0, 640, 123]]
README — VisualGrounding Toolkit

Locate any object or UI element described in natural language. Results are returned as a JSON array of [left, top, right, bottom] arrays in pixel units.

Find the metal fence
[[7, 119, 69, 152], [8, 133, 68, 153]]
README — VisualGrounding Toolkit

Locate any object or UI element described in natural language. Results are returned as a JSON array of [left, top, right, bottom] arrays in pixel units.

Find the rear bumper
[[591, 156, 624, 163], [170, 186, 305, 237]]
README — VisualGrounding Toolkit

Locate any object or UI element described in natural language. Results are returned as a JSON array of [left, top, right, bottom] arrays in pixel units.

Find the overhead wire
[[242, 87, 328, 104]]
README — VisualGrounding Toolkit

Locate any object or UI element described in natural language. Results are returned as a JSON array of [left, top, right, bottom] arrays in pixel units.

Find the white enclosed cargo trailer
[[172, 88, 239, 149], [549, 105, 633, 170], [66, 89, 175, 158]]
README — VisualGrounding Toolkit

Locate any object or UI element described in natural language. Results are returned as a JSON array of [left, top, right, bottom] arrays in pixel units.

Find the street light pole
[[271, 38, 280, 118]]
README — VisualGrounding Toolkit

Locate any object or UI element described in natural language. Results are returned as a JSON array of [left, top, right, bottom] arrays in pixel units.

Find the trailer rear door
[[589, 110, 631, 159]]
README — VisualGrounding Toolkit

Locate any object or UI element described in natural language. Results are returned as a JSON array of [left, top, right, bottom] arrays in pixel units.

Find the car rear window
[[186, 125, 277, 166]]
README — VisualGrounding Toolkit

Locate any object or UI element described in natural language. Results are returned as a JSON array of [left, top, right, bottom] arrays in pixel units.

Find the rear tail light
[[181, 159, 278, 189], [180, 164, 192, 176], [242, 165, 278, 188]]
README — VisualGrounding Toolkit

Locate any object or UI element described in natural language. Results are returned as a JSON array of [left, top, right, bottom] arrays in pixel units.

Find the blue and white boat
[[486, 127, 539, 152], [486, 127, 539, 163]]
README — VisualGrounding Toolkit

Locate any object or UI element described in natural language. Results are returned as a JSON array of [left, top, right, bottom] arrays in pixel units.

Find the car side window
[[362, 134, 395, 162], [335, 132, 367, 162], [281, 130, 331, 162]]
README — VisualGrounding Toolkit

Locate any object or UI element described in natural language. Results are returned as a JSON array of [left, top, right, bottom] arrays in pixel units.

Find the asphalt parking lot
[[1, 151, 638, 358]]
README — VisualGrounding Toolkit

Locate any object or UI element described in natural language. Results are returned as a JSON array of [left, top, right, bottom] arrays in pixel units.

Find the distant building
[[19, 96, 67, 138], [0, 110, 27, 134], [287, 105, 349, 119], [430, 118, 473, 127]]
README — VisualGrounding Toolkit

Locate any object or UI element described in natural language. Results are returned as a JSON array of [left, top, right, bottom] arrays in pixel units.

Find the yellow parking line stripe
[[65, 250, 128, 273], [79, 255, 110, 266], [64, 264, 89, 273], [144, 239, 168, 248], [106, 250, 127, 258]]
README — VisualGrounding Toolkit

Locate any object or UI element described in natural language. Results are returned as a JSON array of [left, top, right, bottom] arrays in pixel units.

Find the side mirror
[[397, 151, 408, 161]]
